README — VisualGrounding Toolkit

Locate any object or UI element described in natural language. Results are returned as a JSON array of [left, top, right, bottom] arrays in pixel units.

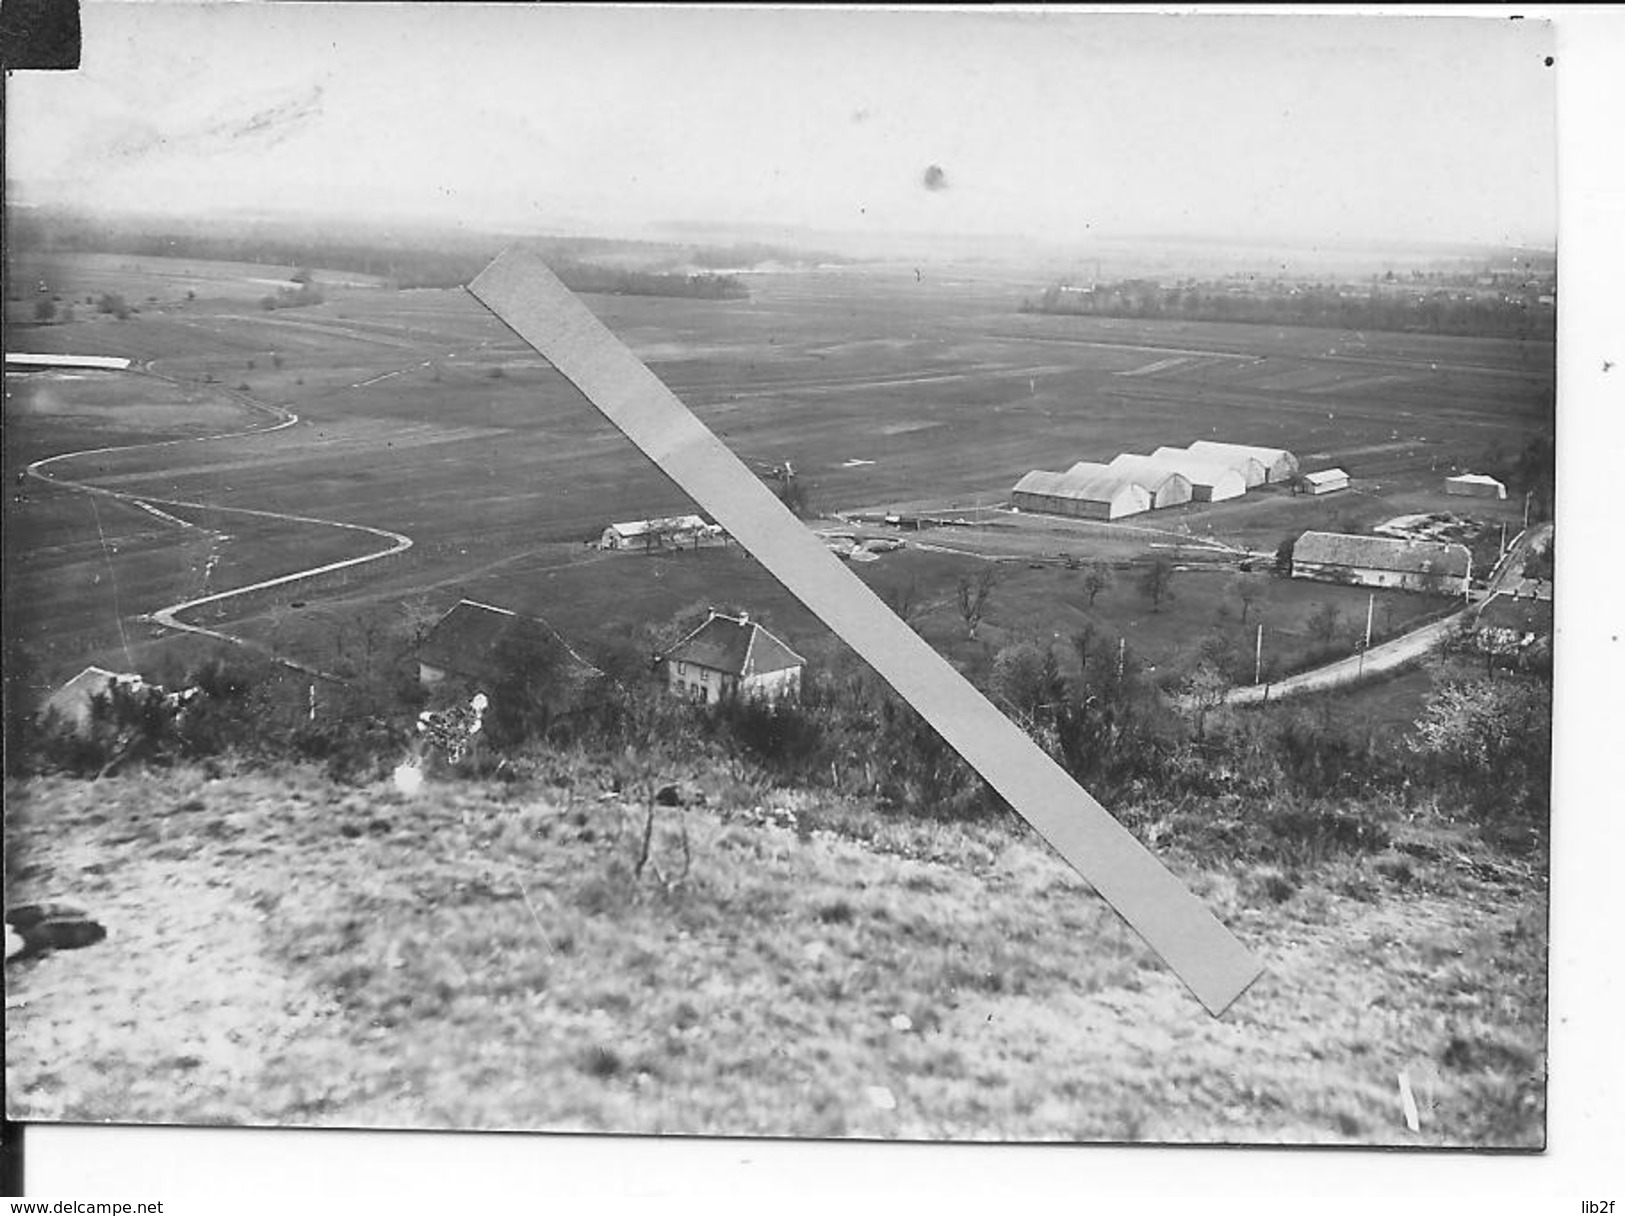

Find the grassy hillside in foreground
[[4, 765, 1545, 1145]]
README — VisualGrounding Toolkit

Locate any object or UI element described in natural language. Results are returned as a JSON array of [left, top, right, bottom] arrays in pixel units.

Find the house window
[[678, 662, 687, 675]]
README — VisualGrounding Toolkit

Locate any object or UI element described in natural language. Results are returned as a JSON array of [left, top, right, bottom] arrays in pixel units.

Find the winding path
[[23, 366, 414, 675]]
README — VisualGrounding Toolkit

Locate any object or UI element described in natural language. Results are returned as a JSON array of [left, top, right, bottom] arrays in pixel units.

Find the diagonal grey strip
[[468, 248, 1264, 1016]]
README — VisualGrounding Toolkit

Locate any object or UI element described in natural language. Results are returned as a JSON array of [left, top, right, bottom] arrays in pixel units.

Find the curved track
[[23, 367, 414, 674]]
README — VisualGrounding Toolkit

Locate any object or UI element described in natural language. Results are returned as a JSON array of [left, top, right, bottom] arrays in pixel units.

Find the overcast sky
[[6, 5, 1556, 250]]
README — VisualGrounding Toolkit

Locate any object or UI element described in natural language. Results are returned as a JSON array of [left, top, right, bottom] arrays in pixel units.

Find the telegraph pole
[[1254, 624, 1264, 686], [1358, 592, 1375, 678]]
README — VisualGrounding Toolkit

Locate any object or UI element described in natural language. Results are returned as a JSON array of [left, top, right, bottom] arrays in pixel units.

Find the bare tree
[[1082, 561, 1113, 606], [1233, 576, 1263, 625], [956, 566, 1000, 640], [883, 578, 924, 627], [1138, 558, 1175, 613]]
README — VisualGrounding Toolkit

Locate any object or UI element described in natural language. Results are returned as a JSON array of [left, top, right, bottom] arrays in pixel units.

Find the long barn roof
[[1294, 531, 1470, 577]]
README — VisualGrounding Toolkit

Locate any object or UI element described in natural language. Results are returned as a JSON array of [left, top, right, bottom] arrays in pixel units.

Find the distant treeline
[[6, 209, 752, 299], [1021, 279, 1556, 341]]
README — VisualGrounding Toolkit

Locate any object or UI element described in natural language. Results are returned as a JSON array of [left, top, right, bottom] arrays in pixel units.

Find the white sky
[[7, 5, 1556, 248]]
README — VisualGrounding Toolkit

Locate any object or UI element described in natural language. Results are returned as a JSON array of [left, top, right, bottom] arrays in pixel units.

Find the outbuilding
[[599, 514, 711, 550], [1303, 468, 1350, 495], [663, 611, 805, 704], [1290, 531, 1471, 594], [1445, 473, 1507, 500]]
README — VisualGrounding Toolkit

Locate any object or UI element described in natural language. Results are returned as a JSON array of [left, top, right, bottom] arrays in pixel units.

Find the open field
[[4, 765, 1547, 1144], [5, 252, 1551, 702]]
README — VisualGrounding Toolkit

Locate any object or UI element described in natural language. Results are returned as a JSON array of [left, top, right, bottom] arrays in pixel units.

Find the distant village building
[[1011, 466, 1151, 520], [1145, 447, 1248, 502], [1445, 473, 1507, 500], [1185, 441, 1298, 484], [1302, 468, 1351, 495], [599, 514, 713, 550], [663, 611, 805, 704], [1102, 455, 1195, 508], [416, 598, 599, 691], [1291, 531, 1471, 595]]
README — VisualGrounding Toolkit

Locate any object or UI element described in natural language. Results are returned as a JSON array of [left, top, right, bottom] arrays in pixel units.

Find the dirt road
[[1225, 522, 1552, 705]]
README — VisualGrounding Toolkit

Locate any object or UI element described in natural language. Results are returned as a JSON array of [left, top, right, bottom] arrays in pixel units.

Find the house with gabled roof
[[662, 611, 805, 704], [416, 599, 599, 692]]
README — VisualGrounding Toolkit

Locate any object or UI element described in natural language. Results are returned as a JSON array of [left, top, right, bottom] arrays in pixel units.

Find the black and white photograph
[[5, 4, 1563, 1157]]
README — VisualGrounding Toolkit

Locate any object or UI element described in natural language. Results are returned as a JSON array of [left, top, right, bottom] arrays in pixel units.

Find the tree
[[1082, 561, 1113, 606], [485, 623, 574, 748], [1410, 676, 1552, 821], [991, 641, 1063, 725], [1274, 533, 1299, 576], [1233, 576, 1263, 625], [882, 578, 924, 627], [1307, 601, 1342, 645], [1184, 661, 1232, 741], [1138, 558, 1175, 613], [95, 292, 130, 320], [956, 566, 999, 640]]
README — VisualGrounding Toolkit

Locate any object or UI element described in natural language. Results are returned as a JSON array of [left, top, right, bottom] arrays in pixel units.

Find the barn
[[1445, 473, 1508, 499], [1146, 447, 1248, 502], [663, 611, 805, 704], [1303, 468, 1351, 495], [1102, 455, 1195, 508], [1291, 531, 1471, 594], [600, 514, 710, 550], [1011, 466, 1152, 520], [416, 599, 599, 690], [1186, 440, 1298, 484]]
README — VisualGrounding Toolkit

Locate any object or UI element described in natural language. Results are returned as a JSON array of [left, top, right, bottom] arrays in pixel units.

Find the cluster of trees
[[1021, 279, 1555, 341], [258, 270, 325, 312]]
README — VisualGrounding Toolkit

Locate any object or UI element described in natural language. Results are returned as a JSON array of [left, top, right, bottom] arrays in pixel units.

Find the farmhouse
[[1291, 531, 1471, 594], [663, 611, 805, 704], [416, 599, 599, 690], [1147, 447, 1248, 502], [1185, 440, 1298, 484], [1303, 468, 1351, 495], [599, 514, 712, 550], [1445, 473, 1507, 500], [1102, 455, 1195, 508], [1011, 466, 1151, 520]]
